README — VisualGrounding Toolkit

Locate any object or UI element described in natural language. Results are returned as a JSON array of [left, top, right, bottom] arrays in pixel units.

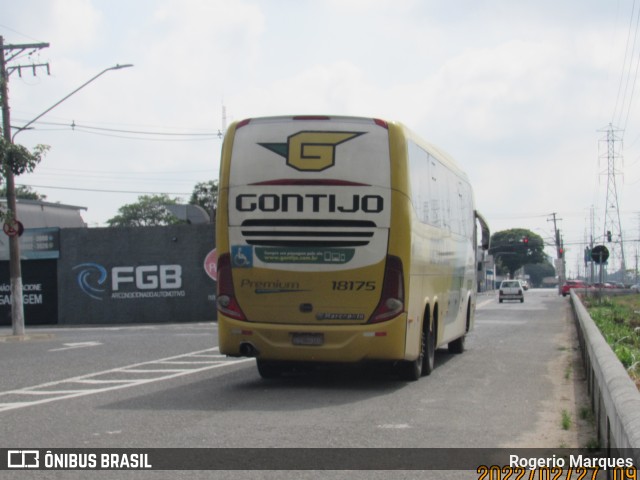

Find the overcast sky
[[2, 0, 640, 279]]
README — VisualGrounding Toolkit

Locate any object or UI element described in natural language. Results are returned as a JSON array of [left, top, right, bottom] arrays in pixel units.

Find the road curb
[[570, 290, 640, 457], [0, 333, 54, 342]]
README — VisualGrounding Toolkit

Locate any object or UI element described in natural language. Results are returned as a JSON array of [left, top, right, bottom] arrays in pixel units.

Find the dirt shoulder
[[508, 300, 596, 448]]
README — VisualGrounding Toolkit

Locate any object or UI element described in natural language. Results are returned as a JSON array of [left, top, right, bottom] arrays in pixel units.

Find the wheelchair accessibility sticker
[[232, 245, 253, 268]]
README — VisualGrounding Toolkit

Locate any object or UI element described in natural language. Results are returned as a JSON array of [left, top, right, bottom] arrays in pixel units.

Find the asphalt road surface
[[0, 289, 592, 479]]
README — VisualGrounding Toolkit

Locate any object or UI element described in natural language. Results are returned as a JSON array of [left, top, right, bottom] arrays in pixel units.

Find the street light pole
[[11, 64, 133, 142], [2, 62, 132, 336]]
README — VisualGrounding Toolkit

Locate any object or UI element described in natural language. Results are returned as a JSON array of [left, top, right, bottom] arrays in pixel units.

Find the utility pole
[[548, 212, 565, 293], [590, 205, 595, 284], [0, 36, 49, 336], [636, 212, 639, 284]]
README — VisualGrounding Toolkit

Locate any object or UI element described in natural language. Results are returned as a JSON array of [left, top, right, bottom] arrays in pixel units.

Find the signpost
[[591, 245, 609, 288]]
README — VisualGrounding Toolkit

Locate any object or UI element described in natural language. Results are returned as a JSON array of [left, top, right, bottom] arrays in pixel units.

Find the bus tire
[[398, 330, 425, 381], [256, 359, 283, 379], [422, 320, 436, 376], [448, 335, 465, 354], [448, 302, 469, 354]]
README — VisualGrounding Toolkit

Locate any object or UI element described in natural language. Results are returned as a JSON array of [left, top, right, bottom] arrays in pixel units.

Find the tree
[[523, 261, 556, 288], [0, 185, 46, 200], [0, 139, 49, 176], [106, 194, 183, 227], [0, 138, 49, 221], [189, 180, 218, 221], [489, 228, 547, 278]]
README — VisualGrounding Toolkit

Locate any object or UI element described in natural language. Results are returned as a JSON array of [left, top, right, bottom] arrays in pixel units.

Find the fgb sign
[[112, 265, 182, 290], [73, 263, 184, 300]]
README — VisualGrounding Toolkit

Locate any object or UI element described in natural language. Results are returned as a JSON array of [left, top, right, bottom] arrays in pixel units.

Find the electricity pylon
[[598, 124, 626, 281]]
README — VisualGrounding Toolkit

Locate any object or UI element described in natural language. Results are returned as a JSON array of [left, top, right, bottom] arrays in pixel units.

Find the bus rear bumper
[[218, 315, 408, 363]]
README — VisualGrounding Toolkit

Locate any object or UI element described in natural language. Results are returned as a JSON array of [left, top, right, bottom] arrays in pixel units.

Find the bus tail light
[[216, 253, 247, 321], [373, 118, 388, 129], [369, 255, 405, 323]]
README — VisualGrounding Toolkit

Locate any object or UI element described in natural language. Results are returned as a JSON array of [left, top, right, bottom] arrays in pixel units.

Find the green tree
[[189, 180, 218, 221], [489, 228, 547, 278], [0, 139, 49, 176], [0, 185, 46, 200], [0, 138, 49, 220], [523, 261, 556, 288], [106, 194, 183, 227]]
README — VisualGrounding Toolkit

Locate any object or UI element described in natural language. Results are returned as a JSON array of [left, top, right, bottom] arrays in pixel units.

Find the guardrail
[[570, 289, 640, 457]]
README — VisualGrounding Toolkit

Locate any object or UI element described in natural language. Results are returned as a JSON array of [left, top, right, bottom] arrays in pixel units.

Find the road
[[0, 289, 593, 479]]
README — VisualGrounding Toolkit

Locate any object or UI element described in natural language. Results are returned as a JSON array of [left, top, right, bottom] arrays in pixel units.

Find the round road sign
[[591, 245, 609, 264], [3, 219, 24, 237]]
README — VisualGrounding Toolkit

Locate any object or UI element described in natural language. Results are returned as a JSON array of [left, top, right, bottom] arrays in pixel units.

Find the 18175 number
[[331, 281, 376, 291]]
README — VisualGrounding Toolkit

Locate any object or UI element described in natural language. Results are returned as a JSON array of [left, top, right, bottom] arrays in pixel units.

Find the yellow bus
[[216, 115, 489, 380]]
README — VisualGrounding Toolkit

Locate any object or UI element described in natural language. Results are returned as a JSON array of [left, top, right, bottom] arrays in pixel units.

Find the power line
[[37, 166, 213, 175], [0, 24, 47, 44], [27, 169, 214, 186], [17, 183, 192, 196], [71, 127, 219, 142], [612, 0, 639, 125], [11, 118, 223, 141]]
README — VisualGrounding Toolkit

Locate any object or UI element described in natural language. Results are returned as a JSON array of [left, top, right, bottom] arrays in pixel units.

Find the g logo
[[73, 263, 108, 300], [260, 131, 364, 172], [287, 132, 363, 171]]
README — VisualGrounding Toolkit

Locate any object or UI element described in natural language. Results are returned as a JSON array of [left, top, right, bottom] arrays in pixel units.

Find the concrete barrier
[[570, 289, 640, 459]]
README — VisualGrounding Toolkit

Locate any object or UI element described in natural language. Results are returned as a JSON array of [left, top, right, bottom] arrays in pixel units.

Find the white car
[[499, 280, 524, 303]]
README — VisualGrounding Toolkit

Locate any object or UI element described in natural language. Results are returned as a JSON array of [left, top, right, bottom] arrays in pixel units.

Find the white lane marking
[[75, 379, 137, 385], [479, 319, 527, 325], [154, 360, 219, 365], [49, 342, 103, 352], [476, 297, 494, 309], [0, 347, 253, 413]]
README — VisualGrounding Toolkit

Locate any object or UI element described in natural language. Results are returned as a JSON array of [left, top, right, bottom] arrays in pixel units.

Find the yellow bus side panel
[[386, 124, 419, 359]]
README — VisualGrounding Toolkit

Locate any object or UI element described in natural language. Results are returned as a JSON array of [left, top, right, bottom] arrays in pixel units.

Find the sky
[[1, 0, 640, 280]]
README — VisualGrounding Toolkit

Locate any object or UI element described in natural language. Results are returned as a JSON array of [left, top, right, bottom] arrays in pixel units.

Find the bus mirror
[[475, 210, 490, 250]]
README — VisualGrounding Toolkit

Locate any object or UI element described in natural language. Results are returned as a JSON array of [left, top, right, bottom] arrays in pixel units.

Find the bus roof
[[230, 115, 469, 183]]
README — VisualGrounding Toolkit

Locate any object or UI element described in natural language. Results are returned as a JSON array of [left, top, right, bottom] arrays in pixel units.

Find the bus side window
[[429, 157, 441, 228]]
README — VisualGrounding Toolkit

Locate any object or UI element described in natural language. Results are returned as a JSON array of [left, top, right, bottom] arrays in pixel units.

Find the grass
[[583, 294, 640, 390], [564, 362, 573, 380], [585, 438, 600, 450], [561, 409, 572, 430], [579, 406, 594, 424]]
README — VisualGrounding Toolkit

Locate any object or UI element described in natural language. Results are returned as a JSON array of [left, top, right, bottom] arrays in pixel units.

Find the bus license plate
[[291, 333, 324, 346]]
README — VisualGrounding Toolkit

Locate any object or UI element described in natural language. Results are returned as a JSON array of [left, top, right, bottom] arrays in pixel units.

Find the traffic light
[[522, 236, 529, 244], [607, 231, 612, 242], [558, 247, 564, 259]]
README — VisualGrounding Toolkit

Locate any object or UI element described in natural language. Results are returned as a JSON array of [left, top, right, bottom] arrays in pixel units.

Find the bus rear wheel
[[398, 323, 434, 381], [256, 359, 285, 379], [422, 322, 435, 376], [448, 335, 465, 354]]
